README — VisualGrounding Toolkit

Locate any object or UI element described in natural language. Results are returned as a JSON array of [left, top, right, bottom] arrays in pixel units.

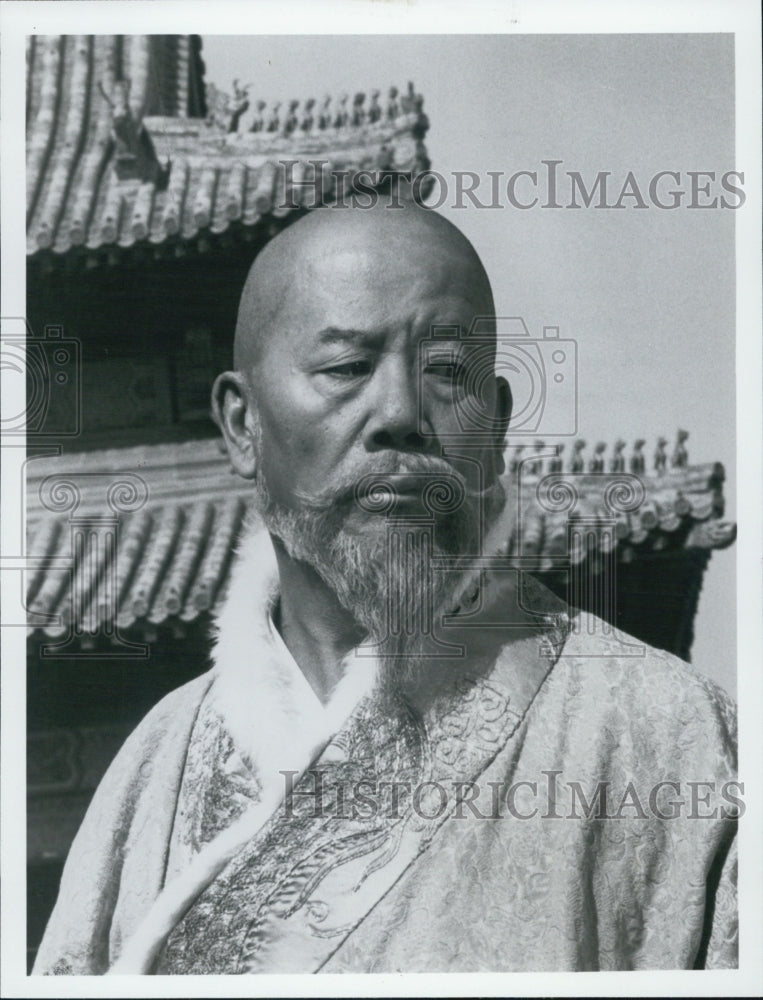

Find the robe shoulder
[[532, 610, 737, 777], [33, 671, 214, 975], [503, 613, 739, 969]]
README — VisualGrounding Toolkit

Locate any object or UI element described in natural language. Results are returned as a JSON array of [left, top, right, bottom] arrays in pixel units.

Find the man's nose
[[364, 362, 427, 452]]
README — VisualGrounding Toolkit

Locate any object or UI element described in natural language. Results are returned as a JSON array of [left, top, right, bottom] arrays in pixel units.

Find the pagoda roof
[[26, 35, 430, 264], [24, 436, 735, 645]]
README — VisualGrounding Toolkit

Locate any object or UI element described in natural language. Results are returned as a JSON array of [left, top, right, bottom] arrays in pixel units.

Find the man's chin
[[256, 487, 483, 655], [339, 510, 391, 539]]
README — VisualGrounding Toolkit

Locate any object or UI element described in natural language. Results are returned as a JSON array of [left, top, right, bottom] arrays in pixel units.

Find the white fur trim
[[108, 521, 378, 973]]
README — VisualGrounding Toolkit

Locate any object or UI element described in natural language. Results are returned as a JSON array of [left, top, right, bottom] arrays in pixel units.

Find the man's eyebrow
[[315, 326, 381, 345]]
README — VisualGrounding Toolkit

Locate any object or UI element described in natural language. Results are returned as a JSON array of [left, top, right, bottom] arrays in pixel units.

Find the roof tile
[[27, 35, 431, 263], [25, 436, 735, 644]]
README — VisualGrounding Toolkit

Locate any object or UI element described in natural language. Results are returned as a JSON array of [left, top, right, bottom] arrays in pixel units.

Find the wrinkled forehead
[[235, 208, 496, 368], [282, 238, 492, 345]]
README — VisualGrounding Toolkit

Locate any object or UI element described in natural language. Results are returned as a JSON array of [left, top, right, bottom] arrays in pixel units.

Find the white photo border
[[2, 1, 761, 996]]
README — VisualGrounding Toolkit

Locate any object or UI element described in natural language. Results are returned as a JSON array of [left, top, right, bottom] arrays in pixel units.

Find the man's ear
[[491, 375, 512, 477], [210, 371, 258, 480]]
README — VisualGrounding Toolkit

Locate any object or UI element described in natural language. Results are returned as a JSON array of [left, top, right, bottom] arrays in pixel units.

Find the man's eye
[[320, 361, 372, 379], [426, 361, 467, 381]]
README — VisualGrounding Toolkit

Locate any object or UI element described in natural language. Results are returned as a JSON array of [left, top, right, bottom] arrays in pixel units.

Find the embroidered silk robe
[[34, 533, 738, 975]]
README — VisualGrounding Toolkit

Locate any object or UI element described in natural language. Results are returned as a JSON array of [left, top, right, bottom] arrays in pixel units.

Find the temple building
[[22, 34, 735, 968]]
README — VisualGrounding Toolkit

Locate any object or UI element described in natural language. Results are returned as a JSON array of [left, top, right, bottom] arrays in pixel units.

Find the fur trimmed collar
[[109, 503, 568, 974], [110, 523, 383, 973], [205, 492, 549, 791], [208, 522, 379, 793]]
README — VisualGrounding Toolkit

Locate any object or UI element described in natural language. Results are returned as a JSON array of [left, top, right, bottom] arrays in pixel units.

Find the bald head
[[233, 202, 495, 372], [213, 198, 511, 519]]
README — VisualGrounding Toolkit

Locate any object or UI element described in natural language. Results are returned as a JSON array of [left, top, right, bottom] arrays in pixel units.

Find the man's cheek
[[260, 404, 313, 464], [258, 443, 301, 506]]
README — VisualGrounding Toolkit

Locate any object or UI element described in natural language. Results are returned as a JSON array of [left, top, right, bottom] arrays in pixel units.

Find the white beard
[[249, 450, 507, 690]]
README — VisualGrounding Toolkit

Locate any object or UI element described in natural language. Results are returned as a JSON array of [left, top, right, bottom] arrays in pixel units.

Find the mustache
[[292, 452, 498, 514]]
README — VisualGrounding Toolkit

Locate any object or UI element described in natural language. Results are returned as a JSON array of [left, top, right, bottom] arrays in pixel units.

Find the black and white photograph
[[1, 1, 761, 995]]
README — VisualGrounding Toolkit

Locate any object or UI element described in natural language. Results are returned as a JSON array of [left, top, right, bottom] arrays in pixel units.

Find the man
[[34, 203, 737, 975]]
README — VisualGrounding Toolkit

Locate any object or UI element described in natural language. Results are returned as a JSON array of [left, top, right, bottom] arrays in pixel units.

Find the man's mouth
[[354, 472, 463, 515]]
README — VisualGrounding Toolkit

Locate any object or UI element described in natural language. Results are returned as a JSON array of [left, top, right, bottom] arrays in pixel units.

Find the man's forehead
[[309, 318, 495, 350], [234, 205, 494, 367], [293, 215, 485, 288]]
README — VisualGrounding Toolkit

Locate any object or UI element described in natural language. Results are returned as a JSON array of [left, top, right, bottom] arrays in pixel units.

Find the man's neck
[[270, 536, 366, 706]]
